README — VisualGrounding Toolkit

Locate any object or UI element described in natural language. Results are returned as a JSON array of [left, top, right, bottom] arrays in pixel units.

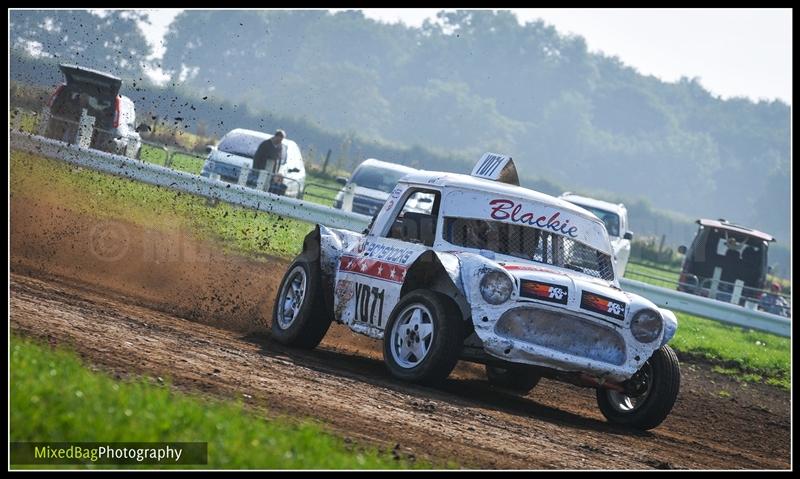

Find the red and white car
[[272, 153, 680, 430]]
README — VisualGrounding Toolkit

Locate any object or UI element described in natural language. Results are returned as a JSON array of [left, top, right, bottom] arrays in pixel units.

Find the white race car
[[272, 153, 680, 430]]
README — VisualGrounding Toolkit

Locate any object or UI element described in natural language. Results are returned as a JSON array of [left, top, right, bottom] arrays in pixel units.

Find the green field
[[138, 145, 206, 176], [10, 335, 425, 469], [301, 175, 342, 207], [624, 261, 681, 287]]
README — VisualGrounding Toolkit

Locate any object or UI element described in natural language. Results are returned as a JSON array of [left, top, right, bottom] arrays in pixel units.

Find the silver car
[[334, 158, 419, 216]]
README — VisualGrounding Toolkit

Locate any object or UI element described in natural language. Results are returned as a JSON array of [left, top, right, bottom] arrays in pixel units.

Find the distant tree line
[[9, 9, 790, 277]]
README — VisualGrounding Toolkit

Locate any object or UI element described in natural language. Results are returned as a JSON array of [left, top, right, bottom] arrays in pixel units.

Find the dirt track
[[9, 197, 791, 469]]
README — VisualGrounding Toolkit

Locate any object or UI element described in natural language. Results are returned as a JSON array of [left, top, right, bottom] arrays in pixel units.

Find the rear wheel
[[596, 344, 680, 430], [271, 258, 331, 349], [383, 290, 463, 385], [485, 364, 541, 394]]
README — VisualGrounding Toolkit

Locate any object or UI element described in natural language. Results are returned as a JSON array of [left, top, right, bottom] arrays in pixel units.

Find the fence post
[[125, 139, 138, 159], [238, 166, 250, 186], [77, 109, 95, 149], [709, 267, 722, 300], [38, 106, 52, 136], [342, 181, 356, 211], [322, 149, 332, 175], [731, 280, 744, 305], [255, 169, 270, 191]]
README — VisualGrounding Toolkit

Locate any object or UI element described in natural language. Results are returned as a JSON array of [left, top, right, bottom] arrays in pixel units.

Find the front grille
[[495, 307, 626, 365], [352, 196, 385, 215]]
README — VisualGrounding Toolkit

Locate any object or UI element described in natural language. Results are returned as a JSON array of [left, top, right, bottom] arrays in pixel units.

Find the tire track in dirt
[[10, 273, 789, 469]]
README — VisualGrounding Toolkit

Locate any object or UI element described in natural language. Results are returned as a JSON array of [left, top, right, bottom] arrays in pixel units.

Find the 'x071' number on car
[[355, 283, 385, 326]]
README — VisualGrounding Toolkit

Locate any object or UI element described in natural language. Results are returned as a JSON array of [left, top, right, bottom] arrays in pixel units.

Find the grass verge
[[670, 312, 790, 390], [10, 335, 427, 469]]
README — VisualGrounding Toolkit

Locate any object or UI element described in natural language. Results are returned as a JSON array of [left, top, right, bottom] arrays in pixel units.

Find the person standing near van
[[250, 129, 287, 194], [759, 282, 790, 317]]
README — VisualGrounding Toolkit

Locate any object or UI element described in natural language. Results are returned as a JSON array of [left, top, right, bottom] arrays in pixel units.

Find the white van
[[201, 128, 306, 198]]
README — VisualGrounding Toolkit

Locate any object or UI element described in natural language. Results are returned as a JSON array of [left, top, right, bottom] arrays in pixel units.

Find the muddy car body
[[273, 153, 680, 429]]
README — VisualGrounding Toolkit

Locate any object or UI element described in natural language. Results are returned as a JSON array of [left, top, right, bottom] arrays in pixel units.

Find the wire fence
[[624, 267, 791, 318]]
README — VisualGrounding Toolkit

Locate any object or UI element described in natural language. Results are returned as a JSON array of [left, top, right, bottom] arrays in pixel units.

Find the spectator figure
[[249, 129, 288, 194], [759, 282, 790, 317]]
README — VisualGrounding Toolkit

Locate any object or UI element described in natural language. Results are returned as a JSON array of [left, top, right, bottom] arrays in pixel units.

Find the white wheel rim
[[606, 362, 653, 413], [277, 265, 307, 330], [390, 304, 435, 369]]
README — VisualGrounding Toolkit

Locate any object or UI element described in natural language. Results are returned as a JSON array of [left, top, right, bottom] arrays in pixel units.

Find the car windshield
[[575, 205, 620, 237], [444, 217, 615, 281], [351, 165, 411, 192], [217, 133, 267, 158]]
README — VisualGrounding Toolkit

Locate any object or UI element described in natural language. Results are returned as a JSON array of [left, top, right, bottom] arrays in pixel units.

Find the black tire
[[271, 258, 332, 349], [485, 364, 541, 394], [596, 344, 681, 430], [382, 290, 464, 385]]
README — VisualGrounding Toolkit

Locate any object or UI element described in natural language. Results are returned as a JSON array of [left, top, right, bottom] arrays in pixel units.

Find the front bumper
[[476, 305, 649, 382]]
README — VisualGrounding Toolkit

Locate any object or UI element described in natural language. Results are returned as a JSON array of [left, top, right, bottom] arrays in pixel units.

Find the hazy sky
[[137, 8, 792, 104]]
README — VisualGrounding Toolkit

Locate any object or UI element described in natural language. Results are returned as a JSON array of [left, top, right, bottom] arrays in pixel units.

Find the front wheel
[[382, 290, 463, 385], [596, 344, 681, 430], [271, 258, 331, 349], [485, 364, 541, 394]]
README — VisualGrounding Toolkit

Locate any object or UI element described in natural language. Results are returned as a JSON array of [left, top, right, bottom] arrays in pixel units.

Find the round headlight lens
[[479, 270, 514, 305], [631, 309, 663, 343]]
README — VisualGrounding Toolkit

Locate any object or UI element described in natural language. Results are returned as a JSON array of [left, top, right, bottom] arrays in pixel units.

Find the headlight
[[630, 309, 663, 343], [479, 270, 514, 305]]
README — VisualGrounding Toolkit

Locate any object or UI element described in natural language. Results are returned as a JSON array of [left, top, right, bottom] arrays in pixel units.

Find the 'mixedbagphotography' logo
[[10, 442, 207, 465]]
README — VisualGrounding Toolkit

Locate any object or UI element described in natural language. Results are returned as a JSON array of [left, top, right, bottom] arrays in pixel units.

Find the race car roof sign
[[471, 152, 520, 186]]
